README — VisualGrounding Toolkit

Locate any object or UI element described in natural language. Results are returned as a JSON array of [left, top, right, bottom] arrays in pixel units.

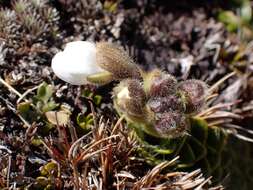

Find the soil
[[0, 0, 252, 189]]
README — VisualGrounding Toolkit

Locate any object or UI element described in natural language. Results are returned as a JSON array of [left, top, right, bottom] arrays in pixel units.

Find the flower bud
[[147, 95, 186, 113], [113, 79, 147, 121], [143, 69, 177, 97], [96, 42, 141, 81], [177, 79, 208, 114], [51, 41, 141, 85], [154, 112, 188, 138]]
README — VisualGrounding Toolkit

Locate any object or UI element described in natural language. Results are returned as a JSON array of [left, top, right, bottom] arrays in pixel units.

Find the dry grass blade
[[233, 133, 253, 143], [0, 145, 12, 188], [202, 111, 242, 120], [73, 135, 119, 163], [208, 71, 236, 93], [197, 101, 241, 118], [17, 85, 39, 103], [195, 98, 253, 142], [176, 169, 202, 182], [223, 124, 253, 135], [174, 170, 206, 189], [133, 156, 179, 189], [68, 131, 92, 160], [0, 77, 22, 98], [115, 171, 136, 180]]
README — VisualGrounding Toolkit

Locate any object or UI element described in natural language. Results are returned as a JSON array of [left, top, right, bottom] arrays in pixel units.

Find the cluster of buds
[[51, 41, 208, 138], [114, 70, 208, 138]]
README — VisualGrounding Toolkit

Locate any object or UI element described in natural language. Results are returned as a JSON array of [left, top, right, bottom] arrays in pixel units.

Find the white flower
[[52, 41, 141, 85], [51, 41, 105, 85]]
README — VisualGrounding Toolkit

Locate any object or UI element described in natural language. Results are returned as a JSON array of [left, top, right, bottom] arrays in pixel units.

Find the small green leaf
[[76, 113, 93, 131], [82, 89, 93, 98], [36, 82, 54, 103], [36, 176, 49, 187], [93, 95, 102, 105], [188, 137, 207, 162], [104, 0, 118, 12], [41, 162, 58, 177], [31, 138, 43, 147], [207, 126, 227, 153], [190, 117, 208, 144], [179, 143, 196, 166], [218, 11, 241, 32], [17, 102, 32, 118], [42, 101, 58, 113], [17, 101, 39, 122], [87, 71, 113, 85]]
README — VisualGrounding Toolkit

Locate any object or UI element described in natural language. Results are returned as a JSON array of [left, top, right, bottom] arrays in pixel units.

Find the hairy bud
[[147, 95, 186, 113], [143, 70, 177, 97], [177, 79, 208, 114], [113, 79, 147, 121], [154, 112, 188, 138], [150, 74, 177, 97], [96, 42, 141, 81]]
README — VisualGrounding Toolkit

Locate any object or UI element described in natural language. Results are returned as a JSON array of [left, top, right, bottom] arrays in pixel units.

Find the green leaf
[[36, 82, 54, 103], [188, 137, 207, 162], [218, 11, 241, 32], [82, 89, 102, 105], [190, 117, 208, 144], [76, 113, 93, 131], [93, 95, 102, 105], [41, 162, 58, 177], [104, 0, 118, 12], [207, 126, 227, 153], [42, 101, 58, 113], [153, 138, 179, 154], [180, 143, 196, 165], [82, 89, 93, 98], [85, 114, 94, 125], [43, 122, 55, 133], [17, 101, 39, 122], [86, 71, 113, 85], [31, 138, 43, 147], [36, 176, 49, 187], [17, 102, 32, 119]]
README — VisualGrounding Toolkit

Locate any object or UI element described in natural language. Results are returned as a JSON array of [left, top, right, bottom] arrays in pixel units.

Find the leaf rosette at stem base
[[131, 117, 229, 184]]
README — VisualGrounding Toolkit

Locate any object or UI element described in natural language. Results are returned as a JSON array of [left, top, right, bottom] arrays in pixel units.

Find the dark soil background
[[0, 0, 253, 189]]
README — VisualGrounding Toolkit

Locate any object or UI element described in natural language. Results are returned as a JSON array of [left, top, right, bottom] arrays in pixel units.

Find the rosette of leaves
[[17, 82, 59, 132], [133, 117, 228, 184], [0, 0, 59, 49], [34, 161, 60, 190], [113, 70, 236, 183]]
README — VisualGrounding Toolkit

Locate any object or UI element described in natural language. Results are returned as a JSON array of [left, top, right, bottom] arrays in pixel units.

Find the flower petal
[[51, 41, 104, 85]]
